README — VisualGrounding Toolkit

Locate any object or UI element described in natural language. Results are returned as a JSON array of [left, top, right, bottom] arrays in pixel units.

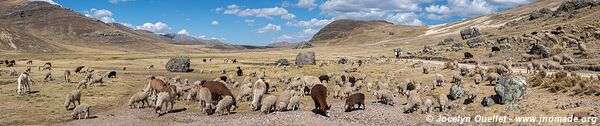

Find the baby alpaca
[[287, 96, 300, 111], [215, 96, 234, 116], [260, 95, 278, 114], [71, 104, 91, 120], [128, 92, 150, 109], [64, 90, 81, 110]]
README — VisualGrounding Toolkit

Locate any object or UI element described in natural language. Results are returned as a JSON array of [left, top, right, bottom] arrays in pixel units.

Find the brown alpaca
[[310, 84, 330, 117], [144, 76, 168, 95], [200, 80, 237, 109]]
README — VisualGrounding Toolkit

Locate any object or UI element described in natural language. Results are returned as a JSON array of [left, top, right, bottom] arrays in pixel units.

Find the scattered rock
[[557, 101, 600, 110], [451, 43, 464, 51], [165, 56, 192, 72], [438, 37, 455, 45], [494, 76, 527, 104], [529, 8, 552, 20], [338, 57, 349, 64]]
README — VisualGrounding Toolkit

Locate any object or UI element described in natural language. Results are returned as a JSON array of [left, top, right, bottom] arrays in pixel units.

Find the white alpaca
[[17, 72, 33, 95]]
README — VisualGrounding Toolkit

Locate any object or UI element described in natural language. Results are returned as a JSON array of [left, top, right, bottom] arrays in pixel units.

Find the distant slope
[[266, 41, 299, 48], [308, 19, 427, 46], [0, 0, 201, 53], [159, 33, 262, 50]]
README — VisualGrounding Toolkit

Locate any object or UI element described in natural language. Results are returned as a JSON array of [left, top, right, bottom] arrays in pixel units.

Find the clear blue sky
[[44, 0, 534, 45]]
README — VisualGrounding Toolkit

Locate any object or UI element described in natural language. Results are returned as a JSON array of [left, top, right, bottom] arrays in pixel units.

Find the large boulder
[[295, 51, 316, 66], [275, 58, 290, 66], [528, 44, 551, 58], [448, 83, 466, 100], [165, 56, 191, 72], [494, 76, 527, 104], [467, 36, 485, 48], [460, 27, 481, 40]]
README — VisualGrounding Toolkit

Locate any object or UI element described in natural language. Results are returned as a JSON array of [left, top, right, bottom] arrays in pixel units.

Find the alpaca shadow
[[169, 108, 187, 113], [71, 116, 98, 120], [344, 107, 365, 112], [311, 109, 329, 117], [157, 108, 187, 116], [463, 98, 474, 105], [484, 83, 496, 86]]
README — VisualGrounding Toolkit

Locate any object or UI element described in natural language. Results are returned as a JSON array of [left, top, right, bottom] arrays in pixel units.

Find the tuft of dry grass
[[529, 70, 600, 95]]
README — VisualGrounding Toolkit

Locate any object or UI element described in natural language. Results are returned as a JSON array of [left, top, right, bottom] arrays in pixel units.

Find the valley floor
[[0, 49, 599, 125]]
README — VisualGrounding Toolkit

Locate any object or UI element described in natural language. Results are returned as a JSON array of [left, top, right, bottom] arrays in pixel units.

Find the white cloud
[[222, 5, 296, 20], [211, 21, 219, 25], [276, 34, 310, 42], [215, 8, 223, 12], [245, 19, 255, 26], [84, 8, 116, 23], [108, 0, 134, 4], [424, 0, 534, 20], [303, 28, 318, 35], [287, 18, 334, 29], [319, 0, 426, 25], [297, 0, 317, 9], [245, 19, 255, 23], [385, 12, 423, 26], [318, 0, 533, 25], [30, 0, 60, 6], [177, 29, 189, 35], [425, 5, 450, 14], [257, 24, 281, 33], [136, 22, 171, 33]]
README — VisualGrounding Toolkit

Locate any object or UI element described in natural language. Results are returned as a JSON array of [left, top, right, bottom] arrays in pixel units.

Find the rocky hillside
[[308, 19, 427, 46], [0, 0, 205, 53]]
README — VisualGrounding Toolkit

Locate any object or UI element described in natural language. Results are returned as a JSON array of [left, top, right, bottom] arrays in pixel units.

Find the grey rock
[[448, 83, 466, 100], [467, 36, 485, 48], [494, 76, 527, 104], [438, 37, 455, 45], [165, 56, 191, 72], [451, 43, 464, 51], [338, 57, 349, 64], [275, 58, 290, 66], [528, 44, 551, 58], [529, 8, 552, 20], [481, 96, 495, 107], [295, 51, 316, 66], [460, 27, 481, 40]]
